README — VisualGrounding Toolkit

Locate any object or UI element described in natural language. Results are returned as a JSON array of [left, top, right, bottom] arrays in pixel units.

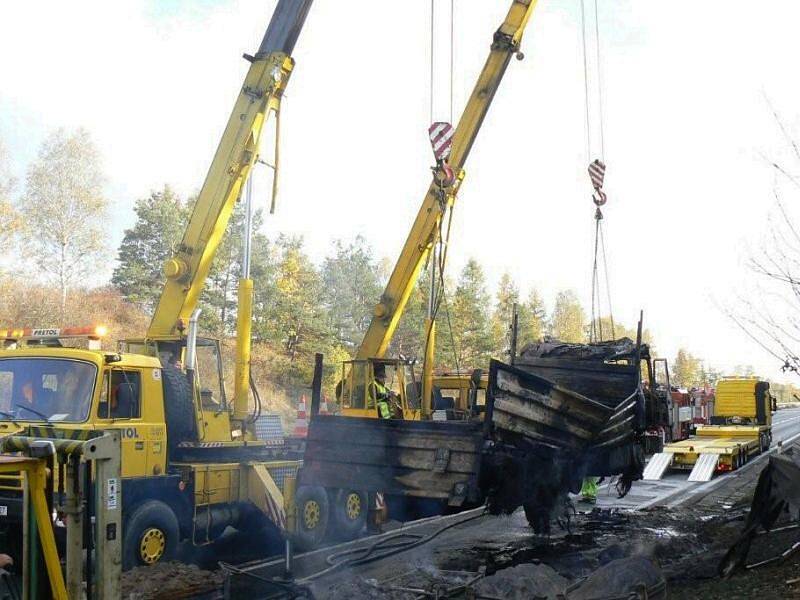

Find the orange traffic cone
[[292, 395, 308, 437]]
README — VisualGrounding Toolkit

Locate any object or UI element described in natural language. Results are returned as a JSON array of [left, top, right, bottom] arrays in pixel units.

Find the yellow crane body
[[357, 0, 539, 363]]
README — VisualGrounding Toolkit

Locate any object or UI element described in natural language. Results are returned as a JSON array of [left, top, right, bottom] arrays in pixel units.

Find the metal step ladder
[[643, 452, 673, 481], [688, 453, 719, 482]]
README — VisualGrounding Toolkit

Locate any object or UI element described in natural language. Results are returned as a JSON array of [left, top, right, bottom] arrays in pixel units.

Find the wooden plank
[[493, 396, 597, 439], [495, 368, 611, 426], [302, 444, 479, 475]]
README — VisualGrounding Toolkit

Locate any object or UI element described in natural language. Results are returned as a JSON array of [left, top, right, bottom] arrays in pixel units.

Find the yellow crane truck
[[643, 377, 775, 482], [0, 0, 314, 571]]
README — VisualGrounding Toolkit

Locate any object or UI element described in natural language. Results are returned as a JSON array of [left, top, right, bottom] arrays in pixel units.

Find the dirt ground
[[121, 447, 800, 599], [121, 561, 225, 599]]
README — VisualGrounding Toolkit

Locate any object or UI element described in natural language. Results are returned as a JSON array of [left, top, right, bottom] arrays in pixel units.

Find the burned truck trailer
[[297, 326, 669, 543]]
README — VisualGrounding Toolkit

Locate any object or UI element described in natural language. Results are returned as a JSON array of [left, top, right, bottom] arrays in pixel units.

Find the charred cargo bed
[[298, 415, 484, 505], [298, 329, 662, 539]]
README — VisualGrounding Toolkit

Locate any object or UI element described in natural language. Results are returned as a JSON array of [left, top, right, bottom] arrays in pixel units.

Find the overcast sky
[[2, 0, 800, 382]]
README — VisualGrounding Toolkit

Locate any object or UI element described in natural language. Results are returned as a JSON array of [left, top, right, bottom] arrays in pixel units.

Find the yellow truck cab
[[0, 327, 298, 570], [645, 377, 775, 482]]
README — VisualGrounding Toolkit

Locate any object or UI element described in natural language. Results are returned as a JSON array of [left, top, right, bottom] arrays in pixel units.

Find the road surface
[[593, 406, 800, 510]]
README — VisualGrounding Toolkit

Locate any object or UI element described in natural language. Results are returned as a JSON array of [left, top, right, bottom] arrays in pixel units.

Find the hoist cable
[[579, 0, 592, 162], [593, 0, 606, 160], [430, 0, 435, 123], [450, 0, 455, 123], [590, 216, 600, 342], [598, 221, 616, 339]]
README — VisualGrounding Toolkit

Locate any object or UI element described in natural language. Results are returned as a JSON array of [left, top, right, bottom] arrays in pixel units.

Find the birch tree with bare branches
[[19, 128, 108, 319], [727, 100, 800, 375]]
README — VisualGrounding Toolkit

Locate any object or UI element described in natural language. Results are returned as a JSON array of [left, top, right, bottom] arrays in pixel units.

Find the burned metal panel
[[298, 415, 484, 501], [513, 356, 640, 409], [488, 360, 614, 452]]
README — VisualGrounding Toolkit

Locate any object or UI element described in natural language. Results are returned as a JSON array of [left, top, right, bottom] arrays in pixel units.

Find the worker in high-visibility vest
[[580, 476, 598, 504], [370, 364, 393, 419]]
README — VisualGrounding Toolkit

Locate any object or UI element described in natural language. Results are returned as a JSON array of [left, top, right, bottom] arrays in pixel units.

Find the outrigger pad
[[688, 453, 719, 482], [642, 452, 673, 481]]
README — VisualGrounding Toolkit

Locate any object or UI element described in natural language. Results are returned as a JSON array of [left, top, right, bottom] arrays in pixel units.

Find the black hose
[[300, 512, 485, 582], [249, 371, 262, 423], [218, 561, 314, 599]]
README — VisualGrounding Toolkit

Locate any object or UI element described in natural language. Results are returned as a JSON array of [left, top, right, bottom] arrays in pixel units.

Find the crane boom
[[356, 0, 539, 360], [147, 0, 313, 339]]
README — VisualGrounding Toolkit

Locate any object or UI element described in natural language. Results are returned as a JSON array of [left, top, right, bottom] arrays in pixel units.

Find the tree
[[266, 235, 328, 359], [320, 236, 383, 349], [672, 348, 702, 388], [112, 186, 189, 311], [201, 201, 270, 335], [491, 273, 520, 359], [0, 137, 19, 247], [519, 287, 547, 348], [20, 128, 107, 317], [445, 259, 494, 369], [389, 274, 427, 360], [549, 290, 586, 343]]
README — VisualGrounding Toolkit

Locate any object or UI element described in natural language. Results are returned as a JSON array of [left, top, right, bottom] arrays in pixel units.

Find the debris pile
[[121, 561, 225, 599]]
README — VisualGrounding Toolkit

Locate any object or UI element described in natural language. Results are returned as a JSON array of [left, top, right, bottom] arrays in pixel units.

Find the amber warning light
[[0, 325, 109, 340]]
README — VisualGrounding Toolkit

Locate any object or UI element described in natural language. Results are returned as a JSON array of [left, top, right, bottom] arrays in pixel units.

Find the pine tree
[[491, 272, 520, 359], [550, 290, 586, 343], [112, 185, 188, 310], [447, 259, 494, 369], [320, 235, 383, 349], [520, 287, 547, 347]]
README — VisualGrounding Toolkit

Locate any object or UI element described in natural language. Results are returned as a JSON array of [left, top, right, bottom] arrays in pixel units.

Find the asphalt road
[[594, 406, 800, 510]]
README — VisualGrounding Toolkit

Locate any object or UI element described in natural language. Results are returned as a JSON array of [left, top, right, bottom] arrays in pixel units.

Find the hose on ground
[[299, 511, 486, 583]]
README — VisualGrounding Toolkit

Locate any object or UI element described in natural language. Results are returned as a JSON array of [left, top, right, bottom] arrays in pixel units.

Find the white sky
[[2, 0, 800, 382]]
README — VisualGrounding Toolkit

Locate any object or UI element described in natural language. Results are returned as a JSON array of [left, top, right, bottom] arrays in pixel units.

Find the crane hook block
[[438, 163, 456, 188], [429, 122, 454, 162], [593, 190, 607, 207], [588, 159, 607, 207]]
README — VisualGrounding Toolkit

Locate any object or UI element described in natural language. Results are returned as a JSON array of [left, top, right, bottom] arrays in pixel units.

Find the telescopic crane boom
[[146, 0, 313, 423], [355, 0, 539, 411]]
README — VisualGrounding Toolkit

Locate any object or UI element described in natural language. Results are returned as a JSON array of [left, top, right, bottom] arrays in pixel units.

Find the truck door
[[97, 368, 149, 478]]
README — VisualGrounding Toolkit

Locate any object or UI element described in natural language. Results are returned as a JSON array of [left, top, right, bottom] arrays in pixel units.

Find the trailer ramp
[[688, 453, 718, 482], [642, 452, 673, 481]]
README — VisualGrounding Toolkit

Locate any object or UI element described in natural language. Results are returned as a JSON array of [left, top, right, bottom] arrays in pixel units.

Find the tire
[[294, 486, 329, 551], [161, 364, 197, 449], [328, 488, 367, 541], [123, 500, 180, 570]]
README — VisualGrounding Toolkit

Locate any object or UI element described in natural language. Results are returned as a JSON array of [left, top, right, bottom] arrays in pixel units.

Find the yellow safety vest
[[372, 381, 391, 419]]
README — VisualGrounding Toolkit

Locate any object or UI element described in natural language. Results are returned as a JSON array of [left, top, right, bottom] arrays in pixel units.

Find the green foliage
[[389, 269, 428, 360], [112, 185, 189, 310], [517, 287, 547, 349], [265, 236, 329, 358], [201, 200, 270, 335], [320, 236, 383, 349], [549, 289, 586, 343], [491, 273, 520, 360], [444, 259, 494, 369]]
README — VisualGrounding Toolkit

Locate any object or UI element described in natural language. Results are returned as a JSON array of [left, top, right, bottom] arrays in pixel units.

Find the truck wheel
[[328, 488, 367, 541], [294, 486, 329, 551], [123, 500, 179, 570], [161, 364, 197, 448]]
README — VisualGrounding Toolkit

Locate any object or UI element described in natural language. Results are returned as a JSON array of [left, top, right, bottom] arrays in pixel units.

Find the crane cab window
[[98, 370, 141, 419]]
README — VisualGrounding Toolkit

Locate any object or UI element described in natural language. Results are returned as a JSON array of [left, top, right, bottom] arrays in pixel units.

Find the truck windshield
[[0, 358, 96, 422]]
